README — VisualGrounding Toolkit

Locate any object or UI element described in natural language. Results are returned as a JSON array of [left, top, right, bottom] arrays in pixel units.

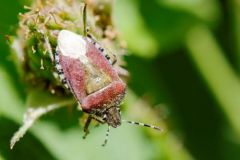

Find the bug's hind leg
[[82, 115, 92, 139]]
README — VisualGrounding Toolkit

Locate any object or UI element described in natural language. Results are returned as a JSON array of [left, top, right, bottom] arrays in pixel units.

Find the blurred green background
[[1, 0, 240, 159]]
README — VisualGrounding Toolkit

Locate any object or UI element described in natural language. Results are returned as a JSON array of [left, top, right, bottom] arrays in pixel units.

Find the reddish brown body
[[57, 30, 126, 114]]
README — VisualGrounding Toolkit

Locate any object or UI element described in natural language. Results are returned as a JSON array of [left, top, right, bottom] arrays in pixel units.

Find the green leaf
[[113, 0, 158, 58], [114, 0, 220, 58]]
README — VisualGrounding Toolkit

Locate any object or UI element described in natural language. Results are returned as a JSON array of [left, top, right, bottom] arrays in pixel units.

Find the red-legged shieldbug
[[55, 4, 161, 146]]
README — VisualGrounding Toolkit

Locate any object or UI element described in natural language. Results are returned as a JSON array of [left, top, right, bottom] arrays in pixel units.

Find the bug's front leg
[[82, 115, 92, 139]]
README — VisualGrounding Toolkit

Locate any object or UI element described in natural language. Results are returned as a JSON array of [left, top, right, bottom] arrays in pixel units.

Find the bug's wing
[[56, 30, 126, 111], [56, 30, 113, 99]]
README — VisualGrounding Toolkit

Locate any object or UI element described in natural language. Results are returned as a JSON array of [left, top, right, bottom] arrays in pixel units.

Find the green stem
[[186, 26, 240, 136]]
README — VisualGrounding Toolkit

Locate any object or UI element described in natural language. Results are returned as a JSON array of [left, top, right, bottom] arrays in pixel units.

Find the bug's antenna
[[83, 3, 87, 37], [102, 125, 110, 147], [122, 120, 161, 131]]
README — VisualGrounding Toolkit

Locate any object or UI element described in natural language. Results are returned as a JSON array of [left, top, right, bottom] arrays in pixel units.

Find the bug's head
[[103, 107, 121, 128], [101, 107, 162, 147]]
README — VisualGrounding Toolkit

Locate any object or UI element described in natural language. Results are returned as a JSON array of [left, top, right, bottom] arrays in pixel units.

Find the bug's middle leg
[[82, 115, 92, 139]]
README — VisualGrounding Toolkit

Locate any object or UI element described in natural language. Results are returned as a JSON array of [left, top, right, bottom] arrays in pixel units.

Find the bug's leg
[[115, 66, 129, 78], [102, 125, 110, 147], [82, 115, 92, 139], [82, 3, 87, 36]]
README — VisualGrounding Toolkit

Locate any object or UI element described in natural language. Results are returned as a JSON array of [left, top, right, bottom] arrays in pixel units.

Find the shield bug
[[55, 4, 161, 146]]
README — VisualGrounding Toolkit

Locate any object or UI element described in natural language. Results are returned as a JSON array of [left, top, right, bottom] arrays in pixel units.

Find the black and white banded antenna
[[102, 125, 110, 147], [122, 119, 161, 131], [101, 120, 161, 147]]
